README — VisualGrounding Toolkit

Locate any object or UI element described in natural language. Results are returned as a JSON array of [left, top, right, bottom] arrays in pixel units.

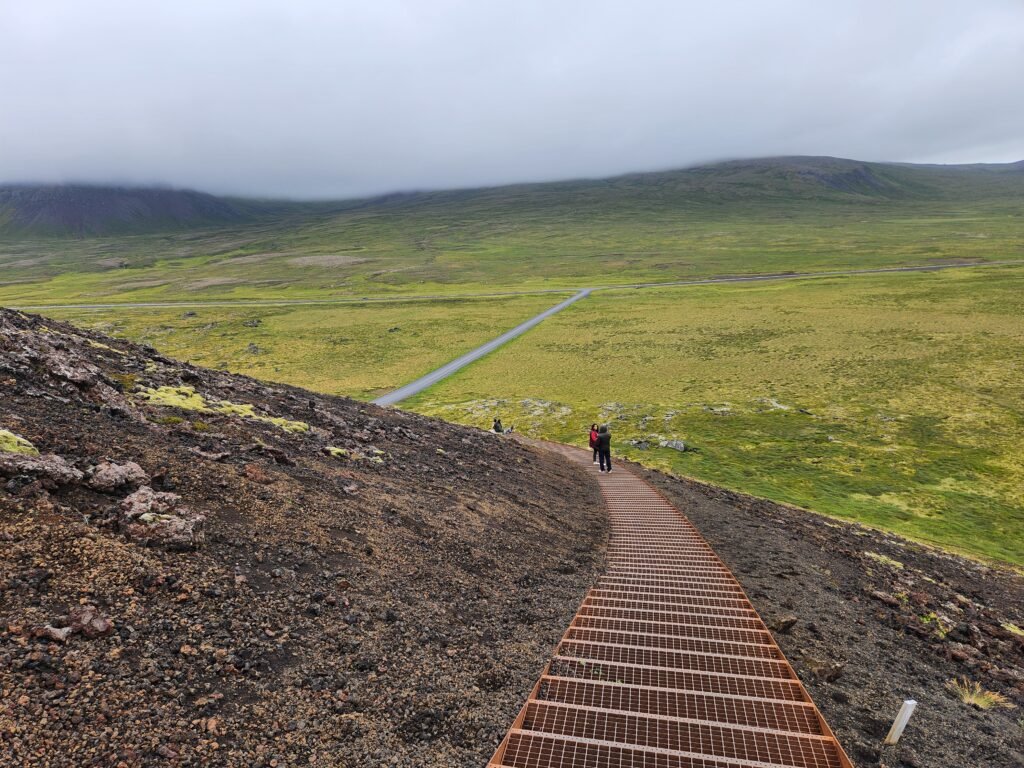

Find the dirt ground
[[638, 464, 1024, 768], [0, 308, 607, 767]]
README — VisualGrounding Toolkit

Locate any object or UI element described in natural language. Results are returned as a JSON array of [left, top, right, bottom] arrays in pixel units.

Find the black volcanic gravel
[[0, 308, 607, 767]]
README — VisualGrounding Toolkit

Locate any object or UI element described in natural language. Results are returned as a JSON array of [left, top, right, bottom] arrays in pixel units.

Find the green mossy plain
[[47, 295, 558, 400], [409, 267, 1024, 566]]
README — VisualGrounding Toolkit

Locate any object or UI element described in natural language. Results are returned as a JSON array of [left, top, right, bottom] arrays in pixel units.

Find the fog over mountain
[[2, 1, 1022, 199]]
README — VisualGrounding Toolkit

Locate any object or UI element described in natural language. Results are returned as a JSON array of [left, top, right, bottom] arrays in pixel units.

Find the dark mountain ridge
[[3, 156, 1022, 238], [0, 184, 252, 238]]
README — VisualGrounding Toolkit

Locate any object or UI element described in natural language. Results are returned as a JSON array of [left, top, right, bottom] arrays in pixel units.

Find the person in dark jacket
[[588, 423, 599, 464], [596, 424, 612, 473], [492, 417, 503, 433]]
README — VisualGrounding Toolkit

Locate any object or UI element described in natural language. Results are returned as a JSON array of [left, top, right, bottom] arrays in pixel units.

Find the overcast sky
[[1, 1, 1022, 199]]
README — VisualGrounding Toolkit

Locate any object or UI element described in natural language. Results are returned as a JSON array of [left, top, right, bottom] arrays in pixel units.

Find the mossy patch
[[86, 338, 126, 355], [920, 611, 951, 638], [137, 386, 309, 435], [323, 446, 383, 463], [154, 415, 185, 426], [864, 551, 905, 570], [109, 373, 138, 392], [0, 429, 39, 456], [139, 386, 208, 411], [1002, 622, 1024, 637]]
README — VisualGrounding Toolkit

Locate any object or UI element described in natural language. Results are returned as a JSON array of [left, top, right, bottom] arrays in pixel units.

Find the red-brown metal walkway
[[488, 445, 853, 768]]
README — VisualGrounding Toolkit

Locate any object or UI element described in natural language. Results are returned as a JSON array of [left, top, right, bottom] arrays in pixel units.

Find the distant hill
[[397, 155, 1024, 211], [2, 156, 1022, 238], [0, 184, 255, 237]]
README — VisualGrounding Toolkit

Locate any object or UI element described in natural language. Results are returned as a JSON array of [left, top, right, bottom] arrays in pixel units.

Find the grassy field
[[408, 265, 1024, 566], [45, 294, 558, 400], [3, 158, 1023, 306]]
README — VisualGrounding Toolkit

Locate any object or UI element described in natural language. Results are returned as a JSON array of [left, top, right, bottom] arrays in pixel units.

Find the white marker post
[[884, 700, 917, 745]]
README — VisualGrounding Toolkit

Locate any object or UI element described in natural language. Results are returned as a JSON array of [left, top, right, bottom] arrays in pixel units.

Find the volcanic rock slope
[[0, 308, 606, 767]]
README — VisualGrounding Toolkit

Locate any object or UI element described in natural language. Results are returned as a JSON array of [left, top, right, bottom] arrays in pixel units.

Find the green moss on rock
[[137, 386, 309, 435], [0, 429, 39, 456]]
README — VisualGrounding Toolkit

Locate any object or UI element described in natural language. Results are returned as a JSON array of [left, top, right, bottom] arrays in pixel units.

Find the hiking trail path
[[488, 442, 853, 768]]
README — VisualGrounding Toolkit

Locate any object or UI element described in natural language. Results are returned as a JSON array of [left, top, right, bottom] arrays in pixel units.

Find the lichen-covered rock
[[86, 460, 149, 492], [0, 452, 84, 484], [120, 485, 180, 519], [43, 350, 102, 387], [119, 486, 205, 550], [0, 429, 38, 455], [658, 439, 688, 452]]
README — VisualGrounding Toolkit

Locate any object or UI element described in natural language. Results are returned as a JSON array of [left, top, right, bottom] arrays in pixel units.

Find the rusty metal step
[[520, 701, 844, 768], [583, 597, 758, 619], [548, 657, 806, 702], [570, 615, 773, 645], [577, 604, 764, 629], [558, 640, 797, 681], [534, 677, 823, 734]]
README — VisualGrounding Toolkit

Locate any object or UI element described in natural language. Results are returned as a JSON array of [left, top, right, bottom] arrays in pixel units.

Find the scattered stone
[[868, 589, 901, 607], [770, 614, 799, 633], [244, 463, 274, 484], [189, 447, 231, 462], [802, 655, 845, 681], [36, 625, 73, 643]]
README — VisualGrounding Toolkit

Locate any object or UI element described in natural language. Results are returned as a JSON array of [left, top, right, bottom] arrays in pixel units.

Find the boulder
[[120, 486, 205, 550], [68, 605, 114, 638], [86, 461, 149, 492], [658, 439, 688, 452], [0, 452, 84, 485]]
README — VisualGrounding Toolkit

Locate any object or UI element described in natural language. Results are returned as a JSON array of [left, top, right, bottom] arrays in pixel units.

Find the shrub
[[946, 678, 1015, 710]]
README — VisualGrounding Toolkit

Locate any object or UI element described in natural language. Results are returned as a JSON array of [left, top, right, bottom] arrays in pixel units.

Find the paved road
[[372, 289, 591, 406], [12, 259, 1020, 312]]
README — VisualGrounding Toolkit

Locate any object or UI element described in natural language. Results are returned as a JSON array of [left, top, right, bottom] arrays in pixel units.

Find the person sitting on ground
[[505, 424, 515, 434], [589, 423, 599, 464], [596, 424, 612, 473], [492, 417, 503, 433]]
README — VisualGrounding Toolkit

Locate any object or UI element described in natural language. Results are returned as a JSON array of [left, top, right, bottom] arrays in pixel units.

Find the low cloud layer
[[2, 1, 1022, 198]]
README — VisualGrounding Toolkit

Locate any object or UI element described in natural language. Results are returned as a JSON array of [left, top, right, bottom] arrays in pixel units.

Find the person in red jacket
[[589, 423, 599, 464]]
